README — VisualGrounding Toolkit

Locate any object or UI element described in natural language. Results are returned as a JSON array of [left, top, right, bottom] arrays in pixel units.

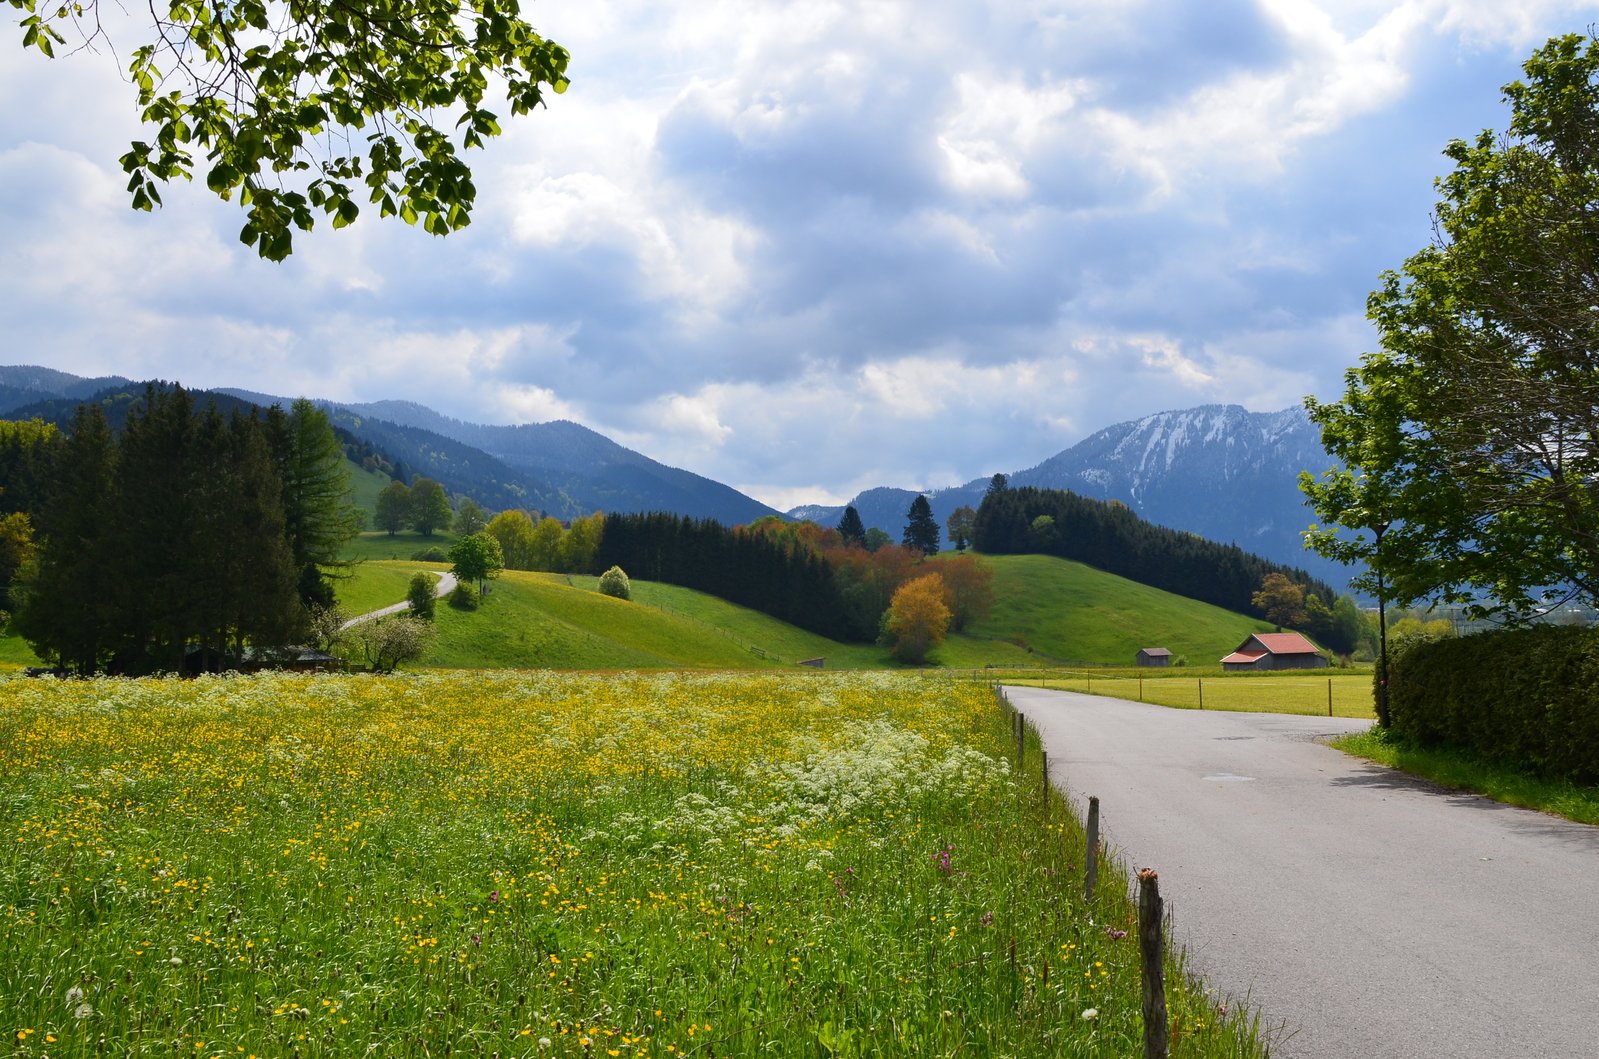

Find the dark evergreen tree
[[14, 405, 114, 674], [902, 494, 940, 556], [837, 505, 867, 548]]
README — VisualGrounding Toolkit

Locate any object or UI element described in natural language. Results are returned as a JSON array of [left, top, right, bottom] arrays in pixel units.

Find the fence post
[[1040, 747, 1049, 811], [1198, 678, 1204, 710], [1328, 678, 1334, 717], [1139, 674, 1143, 702], [1014, 712, 1024, 769], [1138, 868, 1169, 1059], [1084, 796, 1100, 903]]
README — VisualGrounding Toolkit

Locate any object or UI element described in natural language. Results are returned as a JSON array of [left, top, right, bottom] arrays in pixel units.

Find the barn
[[1220, 632, 1328, 671]]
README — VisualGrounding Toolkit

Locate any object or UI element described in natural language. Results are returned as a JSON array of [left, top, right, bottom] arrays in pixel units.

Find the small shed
[[1220, 632, 1328, 672], [1135, 647, 1172, 668]]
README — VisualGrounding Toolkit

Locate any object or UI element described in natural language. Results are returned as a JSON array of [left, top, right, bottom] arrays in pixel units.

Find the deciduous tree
[[449, 532, 503, 595], [1304, 34, 1599, 620], [486, 509, 537, 569], [1252, 573, 1307, 629], [374, 480, 411, 536], [14, 0, 569, 259], [946, 505, 977, 552], [937, 553, 994, 632], [881, 572, 951, 664], [408, 477, 452, 537]]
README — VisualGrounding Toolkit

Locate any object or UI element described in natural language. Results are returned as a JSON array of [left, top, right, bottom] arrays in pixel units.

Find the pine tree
[[902, 494, 940, 556], [837, 505, 867, 548], [268, 399, 361, 606]]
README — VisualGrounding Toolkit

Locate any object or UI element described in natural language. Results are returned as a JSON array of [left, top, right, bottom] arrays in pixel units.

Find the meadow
[[990, 668, 1378, 720], [1, 672, 1262, 1058]]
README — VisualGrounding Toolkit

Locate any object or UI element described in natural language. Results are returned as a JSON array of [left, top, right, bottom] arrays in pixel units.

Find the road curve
[[340, 570, 458, 630], [1006, 685, 1599, 1059]]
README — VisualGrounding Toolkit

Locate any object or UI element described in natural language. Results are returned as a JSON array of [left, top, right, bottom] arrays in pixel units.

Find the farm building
[[1135, 648, 1172, 667], [1220, 632, 1328, 671]]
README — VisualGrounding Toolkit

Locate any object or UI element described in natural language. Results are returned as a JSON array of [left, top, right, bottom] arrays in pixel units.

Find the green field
[[344, 458, 394, 519], [0, 671, 1263, 1057], [960, 553, 1277, 665], [999, 668, 1378, 719], [343, 528, 458, 563]]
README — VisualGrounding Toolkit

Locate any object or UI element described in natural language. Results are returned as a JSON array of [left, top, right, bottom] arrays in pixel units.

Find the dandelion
[[74, 1003, 94, 1020], [1081, 1008, 1099, 1020], [65, 986, 85, 1007]]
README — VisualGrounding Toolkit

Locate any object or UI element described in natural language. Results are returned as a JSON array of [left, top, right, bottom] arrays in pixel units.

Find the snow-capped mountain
[[792, 404, 1350, 590]]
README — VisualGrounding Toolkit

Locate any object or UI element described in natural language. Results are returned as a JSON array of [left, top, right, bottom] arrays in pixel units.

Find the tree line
[[5, 386, 360, 674], [974, 480, 1340, 625]]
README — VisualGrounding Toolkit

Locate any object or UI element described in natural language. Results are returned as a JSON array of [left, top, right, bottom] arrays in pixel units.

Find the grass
[[332, 561, 445, 619], [345, 459, 395, 519], [0, 671, 1262, 1057], [1330, 727, 1599, 825], [959, 554, 1277, 665], [343, 529, 457, 563], [0, 631, 42, 672], [996, 668, 1379, 720]]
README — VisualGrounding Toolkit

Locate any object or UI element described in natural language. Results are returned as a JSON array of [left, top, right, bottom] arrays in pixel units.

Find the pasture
[[0, 672, 1261, 1057]]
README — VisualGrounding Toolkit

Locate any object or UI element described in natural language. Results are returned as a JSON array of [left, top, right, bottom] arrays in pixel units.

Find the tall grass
[[1, 672, 1260, 1057]]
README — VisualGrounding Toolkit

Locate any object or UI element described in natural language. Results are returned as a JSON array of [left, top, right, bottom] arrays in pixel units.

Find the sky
[[4, 0, 1598, 511]]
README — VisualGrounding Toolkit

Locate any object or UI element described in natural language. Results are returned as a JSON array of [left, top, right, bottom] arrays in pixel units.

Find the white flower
[[1081, 1008, 1099, 1020], [74, 1003, 94, 1020], [65, 986, 85, 1006], [538, 1038, 552, 1048], [169, 957, 183, 966]]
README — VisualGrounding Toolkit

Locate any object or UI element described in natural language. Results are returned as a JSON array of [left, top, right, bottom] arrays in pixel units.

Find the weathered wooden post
[[1084, 795, 1100, 902], [1198, 677, 1204, 710], [1138, 868, 1169, 1059], [1014, 711, 1024, 769], [1328, 677, 1334, 717], [1139, 674, 1144, 702]]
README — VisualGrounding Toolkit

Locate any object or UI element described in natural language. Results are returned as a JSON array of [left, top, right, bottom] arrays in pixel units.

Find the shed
[[1220, 632, 1328, 671], [1135, 648, 1172, 667]]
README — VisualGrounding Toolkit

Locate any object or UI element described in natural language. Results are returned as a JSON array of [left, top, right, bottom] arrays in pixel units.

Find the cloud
[[5, 0, 1599, 508]]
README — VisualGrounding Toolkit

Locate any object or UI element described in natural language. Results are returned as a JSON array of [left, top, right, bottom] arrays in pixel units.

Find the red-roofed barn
[[1220, 632, 1328, 671]]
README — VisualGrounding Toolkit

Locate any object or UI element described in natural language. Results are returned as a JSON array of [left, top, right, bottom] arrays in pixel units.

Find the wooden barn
[[1135, 647, 1172, 667], [1220, 632, 1328, 671]]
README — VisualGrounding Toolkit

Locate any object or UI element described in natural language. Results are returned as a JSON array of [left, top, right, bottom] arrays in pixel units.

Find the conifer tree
[[268, 399, 361, 606], [837, 505, 867, 548], [902, 495, 941, 556]]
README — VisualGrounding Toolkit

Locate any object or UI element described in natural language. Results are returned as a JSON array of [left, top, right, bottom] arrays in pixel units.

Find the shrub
[[448, 582, 480, 610], [1388, 625, 1599, 782], [407, 573, 436, 620], [411, 546, 449, 563], [598, 565, 631, 600], [351, 615, 437, 673]]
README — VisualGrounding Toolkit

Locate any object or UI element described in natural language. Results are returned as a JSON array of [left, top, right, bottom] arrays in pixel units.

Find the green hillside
[[345, 457, 393, 517], [952, 552, 1275, 665]]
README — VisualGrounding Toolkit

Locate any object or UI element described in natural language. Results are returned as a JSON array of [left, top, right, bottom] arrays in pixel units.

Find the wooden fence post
[[1198, 678, 1204, 710], [1328, 678, 1334, 717], [1014, 712, 1024, 769], [1084, 796, 1100, 903], [1138, 868, 1169, 1059]]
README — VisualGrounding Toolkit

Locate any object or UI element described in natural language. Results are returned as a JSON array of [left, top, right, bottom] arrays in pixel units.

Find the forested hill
[[974, 483, 1340, 621]]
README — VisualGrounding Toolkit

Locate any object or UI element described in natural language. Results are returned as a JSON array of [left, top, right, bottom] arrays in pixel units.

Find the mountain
[[331, 399, 781, 525], [792, 404, 1351, 591], [0, 365, 135, 415]]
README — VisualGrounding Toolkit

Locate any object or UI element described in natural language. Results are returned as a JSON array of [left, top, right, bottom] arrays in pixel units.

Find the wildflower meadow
[[1, 672, 1260, 1057]]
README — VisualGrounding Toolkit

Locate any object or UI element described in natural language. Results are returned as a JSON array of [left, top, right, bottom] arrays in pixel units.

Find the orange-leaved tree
[[882, 572, 952, 664]]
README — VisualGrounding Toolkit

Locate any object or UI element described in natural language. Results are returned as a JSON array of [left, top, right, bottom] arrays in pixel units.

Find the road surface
[[1006, 685, 1599, 1059], [340, 570, 458, 629]]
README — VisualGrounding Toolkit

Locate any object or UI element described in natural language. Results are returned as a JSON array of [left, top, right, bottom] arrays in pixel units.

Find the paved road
[[340, 570, 458, 630], [1006, 686, 1599, 1059]]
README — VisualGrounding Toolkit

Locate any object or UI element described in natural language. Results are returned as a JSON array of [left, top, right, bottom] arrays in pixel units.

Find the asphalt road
[[340, 570, 458, 629], [1005, 685, 1599, 1059]]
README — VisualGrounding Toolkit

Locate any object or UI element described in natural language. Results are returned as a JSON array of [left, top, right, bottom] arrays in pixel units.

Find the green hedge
[[1388, 625, 1599, 782]]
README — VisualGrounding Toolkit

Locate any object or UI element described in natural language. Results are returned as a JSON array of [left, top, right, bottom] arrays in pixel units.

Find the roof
[[1138, 647, 1172, 656], [1250, 632, 1321, 655], [1221, 648, 1266, 664]]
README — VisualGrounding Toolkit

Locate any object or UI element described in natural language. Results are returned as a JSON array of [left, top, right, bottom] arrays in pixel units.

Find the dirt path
[[1005, 685, 1599, 1059]]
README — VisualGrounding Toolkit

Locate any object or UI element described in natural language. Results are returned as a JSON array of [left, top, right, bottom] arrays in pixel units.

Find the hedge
[[1387, 625, 1599, 782]]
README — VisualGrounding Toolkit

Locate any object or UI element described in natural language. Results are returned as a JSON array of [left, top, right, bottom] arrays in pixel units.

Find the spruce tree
[[902, 494, 940, 556], [268, 399, 361, 606], [837, 505, 867, 548]]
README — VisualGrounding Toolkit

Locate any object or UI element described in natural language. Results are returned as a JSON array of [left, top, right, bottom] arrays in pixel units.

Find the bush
[[448, 582, 480, 610], [351, 615, 437, 673], [1388, 625, 1599, 782], [598, 565, 631, 600], [411, 546, 449, 562], [407, 573, 436, 621]]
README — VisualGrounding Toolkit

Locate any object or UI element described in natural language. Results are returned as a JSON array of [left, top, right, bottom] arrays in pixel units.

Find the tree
[[863, 527, 891, 553], [1252, 573, 1307, 629], [560, 512, 604, 573], [454, 498, 489, 536], [529, 516, 566, 571], [837, 506, 868, 549], [946, 505, 977, 552], [408, 478, 452, 537], [352, 615, 437, 672], [268, 398, 361, 607], [449, 532, 503, 595], [597, 565, 631, 600], [902, 494, 940, 556], [0, 512, 34, 614], [938, 553, 995, 632], [374, 480, 411, 536], [881, 573, 951, 664], [486, 509, 537, 569], [15, 0, 569, 260], [407, 572, 437, 620], [1303, 34, 1599, 621]]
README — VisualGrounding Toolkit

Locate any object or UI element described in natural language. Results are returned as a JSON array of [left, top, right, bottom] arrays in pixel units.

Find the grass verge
[[992, 669, 1378, 720], [1, 672, 1261, 1057], [1330, 727, 1599, 826]]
